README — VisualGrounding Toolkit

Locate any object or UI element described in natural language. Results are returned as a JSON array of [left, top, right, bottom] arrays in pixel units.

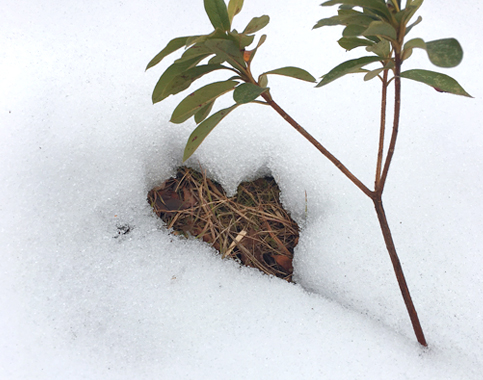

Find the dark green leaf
[[194, 100, 215, 123], [171, 80, 239, 123], [204, 0, 231, 31], [146, 36, 191, 70], [262, 66, 316, 83], [316, 56, 382, 87], [366, 39, 391, 57], [363, 21, 397, 41], [164, 64, 227, 98], [313, 16, 345, 29], [227, 0, 244, 23], [152, 56, 209, 104], [174, 44, 214, 64], [228, 31, 255, 49], [205, 39, 246, 69], [338, 37, 374, 51], [183, 104, 240, 161], [233, 83, 268, 103], [321, 1, 393, 23], [426, 38, 463, 68], [243, 15, 270, 34], [343, 24, 367, 37], [400, 69, 472, 97]]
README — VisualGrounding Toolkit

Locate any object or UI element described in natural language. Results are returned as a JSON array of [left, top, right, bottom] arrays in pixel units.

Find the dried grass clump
[[147, 166, 299, 282]]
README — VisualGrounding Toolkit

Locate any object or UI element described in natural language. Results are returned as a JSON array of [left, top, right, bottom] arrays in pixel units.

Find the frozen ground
[[1, 0, 482, 379]]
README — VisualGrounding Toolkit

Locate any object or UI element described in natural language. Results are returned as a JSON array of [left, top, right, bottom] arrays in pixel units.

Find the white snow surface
[[1, 0, 482, 379]]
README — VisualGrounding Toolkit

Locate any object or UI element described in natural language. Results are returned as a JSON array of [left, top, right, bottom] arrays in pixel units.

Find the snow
[[1, 0, 482, 379]]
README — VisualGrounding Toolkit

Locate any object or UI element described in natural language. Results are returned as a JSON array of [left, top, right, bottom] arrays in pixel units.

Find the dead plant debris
[[147, 166, 299, 282]]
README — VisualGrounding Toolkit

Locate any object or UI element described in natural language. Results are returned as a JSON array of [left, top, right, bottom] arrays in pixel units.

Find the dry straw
[[147, 166, 299, 282]]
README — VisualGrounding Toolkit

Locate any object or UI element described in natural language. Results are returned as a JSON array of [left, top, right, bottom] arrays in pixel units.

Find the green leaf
[[233, 83, 268, 103], [262, 66, 316, 83], [313, 15, 345, 29], [343, 24, 367, 37], [258, 74, 268, 88], [152, 56, 209, 104], [321, 1, 393, 23], [363, 21, 397, 41], [146, 36, 191, 70], [194, 100, 215, 124], [228, 31, 255, 49], [163, 64, 227, 98], [227, 0, 244, 23], [183, 104, 240, 161], [204, 0, 231, 31], [366, 39, 391, 57], [364, 67, 384, 81], [171, 80, 239, 123], [243, 15, 270, 34], [426, 38, 463, 68], [400, 69, 472, 97], [205, 39, 246, 69], [174, 43, 214, 64], [338, 37, 374, 51], [245, 34, 267, 64], [316, 56, 382, 87], [405, 15, 422, 35]]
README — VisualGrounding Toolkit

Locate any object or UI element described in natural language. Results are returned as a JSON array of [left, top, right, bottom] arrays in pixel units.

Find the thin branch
[[261, 92, 373, 198], [375, 69, 389, 188], [379, 52, 402, 193]]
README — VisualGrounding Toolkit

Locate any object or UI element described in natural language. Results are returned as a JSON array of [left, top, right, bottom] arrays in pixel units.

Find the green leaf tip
[[183, 104, 240, 162], [401, 69, 472, 97], [262, 67, 316, 83], [170, 80, 239, 124], [204, 0, 231, 31]]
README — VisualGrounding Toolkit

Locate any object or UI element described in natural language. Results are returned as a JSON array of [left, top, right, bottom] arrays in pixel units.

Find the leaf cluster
[[314, 0, 471, 96], [147, 0, 316, 161]]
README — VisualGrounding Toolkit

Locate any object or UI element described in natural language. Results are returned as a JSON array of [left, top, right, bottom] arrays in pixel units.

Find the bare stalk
[[375, 69, 389, 187], [260, 92, 373, 198], [373, 198, 427, 346]]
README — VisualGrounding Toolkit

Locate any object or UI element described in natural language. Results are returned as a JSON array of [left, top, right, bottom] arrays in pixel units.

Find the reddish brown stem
[[372, 198, 427, 346], [375, 69, 389, 187], [261, 92, 373, 198]]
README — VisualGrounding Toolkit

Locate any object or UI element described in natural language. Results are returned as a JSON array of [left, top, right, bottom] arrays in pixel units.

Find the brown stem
[[375, 69, 389, 188], [378, 53, 402, 194], [261, 92, 373, 198], [373, 198, 427, 346]]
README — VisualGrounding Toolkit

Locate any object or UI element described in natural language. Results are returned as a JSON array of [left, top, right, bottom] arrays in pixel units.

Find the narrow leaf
[[405, 15, 422, 35], [316, 56, 382, 87], [194, 100, 215, 124], [343, 24, 367, 37], [313, 16, 345, 29], [245, 34, 267, 64], [163, 64, 227, 98], [233, 83, 268, 104], [366, 39, 391, 57], [205, 39, 246, 69], [228, 31, 255, 49], [321, 1, 393, 23], [183, 104, 240, 161], [146, 36, 191, 70], [204, 0, 231, 31], [228, 0, 244, 23], [400, 69, 472, 97], [152, 56, 209, 104], [262, 67, 316, 83], [338, 37, 374, 51], [243, 15, 270, 34], [171, 80, 239, 123], [363, 21, 397, 41], [426, 38, 463, 68]]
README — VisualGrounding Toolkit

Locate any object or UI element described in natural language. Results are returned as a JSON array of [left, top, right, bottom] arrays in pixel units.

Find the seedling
[[146, 0, 471, 346]]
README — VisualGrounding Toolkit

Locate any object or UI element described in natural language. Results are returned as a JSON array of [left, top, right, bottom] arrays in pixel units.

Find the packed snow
[[1, 0, 482, 379]]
